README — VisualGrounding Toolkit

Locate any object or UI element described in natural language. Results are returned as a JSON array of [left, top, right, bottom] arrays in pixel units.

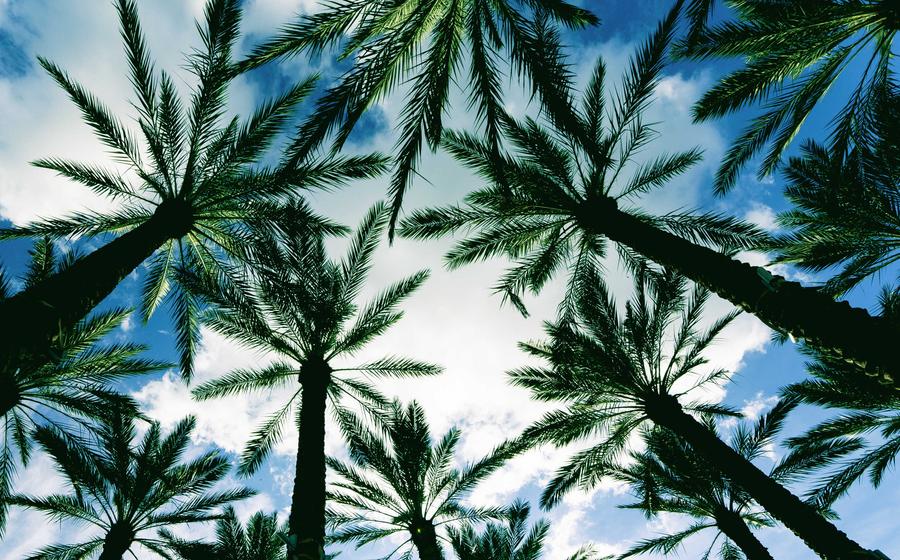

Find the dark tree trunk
[[287, 360, 331, 560], [714, 508, 774, 560], [645, 393, 879, 559], [579, 197, 898, 386], [0, 199, 192, 373], [0, 374, 20, 418], [98, 522, 135, 560], [410, 518, 444, 560]]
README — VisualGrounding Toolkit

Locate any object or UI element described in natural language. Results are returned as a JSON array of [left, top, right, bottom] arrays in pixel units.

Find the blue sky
[[0, 0, 897, 558]]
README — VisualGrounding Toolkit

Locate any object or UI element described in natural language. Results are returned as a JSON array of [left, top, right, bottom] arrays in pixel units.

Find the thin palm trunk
[[0, 199, 191, 370], [581, 197, 897, 384], [645, 393, 878, 559], [98, 522, 135, 560], [410, 519, 444, 560], [288, 362, 331, 560], [714, 508, 774, 560]]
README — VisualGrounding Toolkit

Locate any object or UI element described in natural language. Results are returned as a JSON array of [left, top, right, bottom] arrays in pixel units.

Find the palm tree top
[[682, 0, 899, 192], [610, 395, 837, 560], [0, 0, 389, 378], [0, 238, 167, 534], [161, 505, 287, 560], [398, 1, 765, 315], [449, 499, 602, 560], [189, 202, 442, 476], [511, 266, 742, 507], [327, 400, 519, 560], [772, 85, 900, 296], [237, 0, 598, 234], [9, 410, 255, 560]]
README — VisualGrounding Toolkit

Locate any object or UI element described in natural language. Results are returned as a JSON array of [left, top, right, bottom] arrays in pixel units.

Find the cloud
[[741, 392, 780, 421], [745, 202, 779, 231]]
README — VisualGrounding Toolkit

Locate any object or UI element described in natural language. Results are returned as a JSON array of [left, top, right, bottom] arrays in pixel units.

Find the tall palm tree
[[448, 500, 599, 560], [326, 400, 518, 560], [681, 0, 900, 192], [783, 287, 900, 512], [189, 203, 441, 560], [397, 4, 900, 386], [8, 411, 255, 560], [610, 400, 851, 560], [239, 0, 598, 232], [0, 0, 389, 377], [0, 238, 166, 533], [161, 506, 287, 560], [772, 85, 899, 296], [510, 266, 880, 558]]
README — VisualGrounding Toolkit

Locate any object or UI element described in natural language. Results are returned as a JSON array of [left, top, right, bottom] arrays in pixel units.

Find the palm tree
[[772, 85, 899, 296], [680, 0, 900, 192], [161, 506, 287, 560], [611, 399, 850, 560], [8, 410, 254, 560], [448, 500, 599, 560], [510, 266, 880, 558], [189, 203, 441, 560], [0, 238, 166, 532], [238, 0, 598, 232], [0, 0, 388, 377], [326, 400, 518, 560], [397, 4, 900, 386], [782, 286, 900, 512]]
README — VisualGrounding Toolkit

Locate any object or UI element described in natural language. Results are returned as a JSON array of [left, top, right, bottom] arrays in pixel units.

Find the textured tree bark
[[287, 360, 331, 560], [97, 522, 135, 560], [410, 518, 445, 560], [714, 508, 775, 560], [646, 393, 880, 559], [0, 198, 192, 374], [579, 196, 898, 386]]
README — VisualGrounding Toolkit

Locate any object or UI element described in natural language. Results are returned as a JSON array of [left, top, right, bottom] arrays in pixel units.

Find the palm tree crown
[[0, 0, 388, 377], [683, 0, 900, 192], [612, 398, 843, 560], [511, 266, 879, 558], [772, 86, 899, 296], [399, 3, 763, 316], [240, 0, 598, 232], [327, 400, 517, 560], [448, 500, 599, 560], [190, 202, 439, 476], [511, 266, 739, 508], [397, 2, 900, 385], [188, 202, 441, 560], [9, 411, 254, 560], [0, 238, 166, 533], [161, 505, 287, 560]]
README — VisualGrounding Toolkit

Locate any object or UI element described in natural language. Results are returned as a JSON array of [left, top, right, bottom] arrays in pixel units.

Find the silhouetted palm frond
[[0, 238, 167, 535], [239, 0, 598, 233], [326, 400, 518, 560], [9, 410, 254, 560], [682, 0, 899, 192]]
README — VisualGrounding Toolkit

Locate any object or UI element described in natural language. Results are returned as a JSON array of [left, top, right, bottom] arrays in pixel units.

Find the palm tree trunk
[[580, 197, 898, 385], [410, 519, 444, 560], [98, 522, 135, 560], [287, 361, 331, 560], [645, 393, 879, 559], [0, 199, 191, 371], [714, 508, 774, 560]]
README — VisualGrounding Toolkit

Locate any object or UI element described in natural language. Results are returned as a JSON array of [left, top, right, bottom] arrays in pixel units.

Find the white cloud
[[741, 392, 780, 421], [745, 202, 779, 231]]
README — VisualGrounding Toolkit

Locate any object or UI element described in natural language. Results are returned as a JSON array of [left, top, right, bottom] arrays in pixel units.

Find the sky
[[0, 0, 898, 559]]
